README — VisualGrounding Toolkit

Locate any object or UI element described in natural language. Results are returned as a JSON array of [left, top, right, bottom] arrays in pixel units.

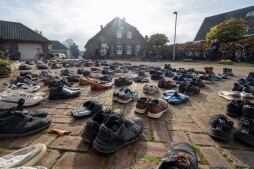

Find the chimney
[[100, 25, 103, 30], [123, 17, 126, 21]]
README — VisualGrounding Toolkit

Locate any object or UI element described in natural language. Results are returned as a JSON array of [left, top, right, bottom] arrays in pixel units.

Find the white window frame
[[117, 46, 122, 55], [127, 31, 132, 39], [126, 46, 132, 54], [136, 45, 141, 51], [116, 30, 122, 38], [101, 43, 107, 48]]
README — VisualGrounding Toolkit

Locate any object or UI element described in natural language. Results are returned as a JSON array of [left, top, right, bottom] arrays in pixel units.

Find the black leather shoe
[[48, 86, 81, 100], [157, 142, 198, 169]]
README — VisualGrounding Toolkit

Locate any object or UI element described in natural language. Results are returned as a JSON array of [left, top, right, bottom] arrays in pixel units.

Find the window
[[127, 31, 132, 39], [101, 43, 107, 48], [136, 45, 141, 51], [116, 30, 122, 38], [126, 46, 132, 54], [117, 46, 122, 54]]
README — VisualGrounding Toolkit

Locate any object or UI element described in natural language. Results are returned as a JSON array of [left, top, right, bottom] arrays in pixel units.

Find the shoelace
[[162, 153, 198, 169]]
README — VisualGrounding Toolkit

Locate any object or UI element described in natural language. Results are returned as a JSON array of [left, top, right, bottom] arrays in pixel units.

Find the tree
[[206, 18, 247, 43], [148, 33, 169, 47], [63, 39, 80, 58]]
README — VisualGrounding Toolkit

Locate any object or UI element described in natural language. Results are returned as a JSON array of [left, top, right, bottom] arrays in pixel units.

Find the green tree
[[148, 33, 169, 47], [63, 39, 80, 58], [206, 18, 247, 43]]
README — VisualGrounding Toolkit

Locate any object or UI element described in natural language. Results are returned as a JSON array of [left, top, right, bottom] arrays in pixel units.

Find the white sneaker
[[0, 93, 44, 109], [124, 72, 138, 79], [0, 143, 46, 168], [5, 84, 40, 93], [1, 90, 46, 97]]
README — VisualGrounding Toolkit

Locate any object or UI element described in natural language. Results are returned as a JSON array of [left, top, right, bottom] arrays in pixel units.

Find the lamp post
[[173, 11, 178, 61]]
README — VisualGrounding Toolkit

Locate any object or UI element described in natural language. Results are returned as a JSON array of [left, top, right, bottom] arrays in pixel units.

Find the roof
[[85, 17, 146, 47], [194, 6, 254, 41], [0, 20, 50, 42], [51, 40, 68, 50]]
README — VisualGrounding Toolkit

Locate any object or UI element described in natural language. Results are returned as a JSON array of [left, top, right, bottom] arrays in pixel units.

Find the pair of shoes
[[204, 66, 214, 74], [163, 70, 175, 77], [99, 75, 112, 82], [208, 102, 254, 145], [19, 64, 32, 70], [124, 72, 138, 79], [48, 81, 80, 100], [67, 76, 80, 83], [173, 75, 189, 83], [79, 77, 98, 85], [223, 68, 234, 76], [114, 77, 132, 86], [143, 84, 159, 94], [135, 97, 169, 118], [0, 99, 51, 138], [151, 73, 163, 80], [133, 76, 149, 82], [179, 82, 200, 95], [218, 85, 254, 101], [72, 100, 107, 119], [164, 64, 171, 70], [158, 79, 177, 89], [189, 78, 205, 88], [0, 143, 47, 168], [162, 90, 189, 104], [113, 88, 138, 103], [81, 109, 143, 153]]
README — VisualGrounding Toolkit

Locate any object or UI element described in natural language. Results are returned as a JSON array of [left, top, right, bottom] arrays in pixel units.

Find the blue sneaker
[[164, 70, 174, 77]]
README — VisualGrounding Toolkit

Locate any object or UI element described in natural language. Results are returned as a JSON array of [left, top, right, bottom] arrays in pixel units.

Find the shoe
[[240, 85, 254, 100], [67, 76, 80, 83], [81, 109, 124, 143], [158, 79, 177, 89], [117, 89, 138, 104], [91, 67, 101, 73], [60, 69, 73, 76], [0, 143, 46, 168], [0, 93, 44, 109], [37, 64, 48, 70], [135, 97, 153, 114], [124, 72, 138, 79], [234, 102, 254, 145], [19, 64, 32, 70], [48, 86, 81, 100], [90, 81, 113, 91], [93, 115, 143, 153], [164, 70, 174, 77], [173, 75, 189, 83], [184, 84, 200, 95], [208, 114, 234, 142], [143, 85, 159, 94], [156, 142, 198, 169], [79, 77, 98, 85], [232, 83, 244, 92], [77, 68, 85, 74], [51, 63, 61, 69], [133, 76, 149, 82], [99, 75, 112, 82], [226, 100, 248, 117], [162, 90, 189, 105], [164, 64, 171, 70], [114, 77, 132, 86], [0, 109, 51, 138], [151, 74, 163, 80], [147, 99, 168, 118], [72, 101, 106, 119], [227, 68, 233, 76], [83, 70, 91, 77]]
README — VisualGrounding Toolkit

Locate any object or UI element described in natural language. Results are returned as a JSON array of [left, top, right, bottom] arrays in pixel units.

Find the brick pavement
[[0, 60, 253, 168]]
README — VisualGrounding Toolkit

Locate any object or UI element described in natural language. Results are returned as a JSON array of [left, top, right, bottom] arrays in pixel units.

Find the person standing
[[211, 39, 220, 61]]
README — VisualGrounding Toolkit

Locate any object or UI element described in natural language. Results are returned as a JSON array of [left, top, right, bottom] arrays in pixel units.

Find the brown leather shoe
[[79, 77, 98, 85], [51, 63, 62, 69], [148, 99, 168, 118], [90, 81, 113, 91], [158, 79, 176, 89], [135, 97, 153, 114], [143, 85, 158, 94]]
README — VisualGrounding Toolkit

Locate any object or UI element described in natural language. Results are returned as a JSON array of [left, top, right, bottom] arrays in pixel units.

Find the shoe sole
[[48, 93, 80, 100], [0, 122, 51, 139], [93, 132, 143, 153], [234, 131, 254, 146], [135, 107, 147, 114], [147, 108, 168, 119], [23, 144, 47, 167], [207, 127, 231, 142]]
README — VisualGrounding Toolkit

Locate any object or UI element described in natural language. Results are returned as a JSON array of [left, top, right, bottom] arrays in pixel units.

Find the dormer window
[[127, 31, 132, 39], [117, 30, 122, 38]]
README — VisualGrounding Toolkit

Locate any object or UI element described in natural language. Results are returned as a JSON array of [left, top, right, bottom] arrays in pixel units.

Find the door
[[18, 43, 42, 60]]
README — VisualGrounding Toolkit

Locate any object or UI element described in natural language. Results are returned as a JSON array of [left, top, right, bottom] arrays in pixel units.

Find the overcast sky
[[0, 0, 253, 50]]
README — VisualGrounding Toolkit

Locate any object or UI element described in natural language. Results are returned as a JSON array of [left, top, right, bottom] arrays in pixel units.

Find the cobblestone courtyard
[[0, 61, 253, 169]]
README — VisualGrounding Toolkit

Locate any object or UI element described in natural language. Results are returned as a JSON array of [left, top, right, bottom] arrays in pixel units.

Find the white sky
[[0, 0, 253, 50]]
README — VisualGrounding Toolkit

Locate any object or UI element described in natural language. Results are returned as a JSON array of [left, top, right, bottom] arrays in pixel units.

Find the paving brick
[[50, 115, 73, 124], [188, 133, 234, 148], [50, 136, 89, 151], [10, 133, 40, 148], [52, 123, 84, 135], [0, 137, 17, 146], [134, 141, 170, 158], [168, 131, 190, 144], [0, 148, 13, 156], [108, 146, 133, 169], [35, 149, 61, 169], [167, 122, 203, 132], [191, 115, 209, 131], [223, 149, 254, 168], [32, 134, 57, 145], [152, 121, 170, 142], [172, 108, 193, 122], [131, 158, 157, 169], [54, 152, 106, 169], [124, 105, 136, 118], [47, 108, 70, 115], [199, 147, 232, 168]]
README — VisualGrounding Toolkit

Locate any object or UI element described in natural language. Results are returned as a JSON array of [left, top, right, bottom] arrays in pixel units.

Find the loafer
[[143, 85, 159, 94]]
